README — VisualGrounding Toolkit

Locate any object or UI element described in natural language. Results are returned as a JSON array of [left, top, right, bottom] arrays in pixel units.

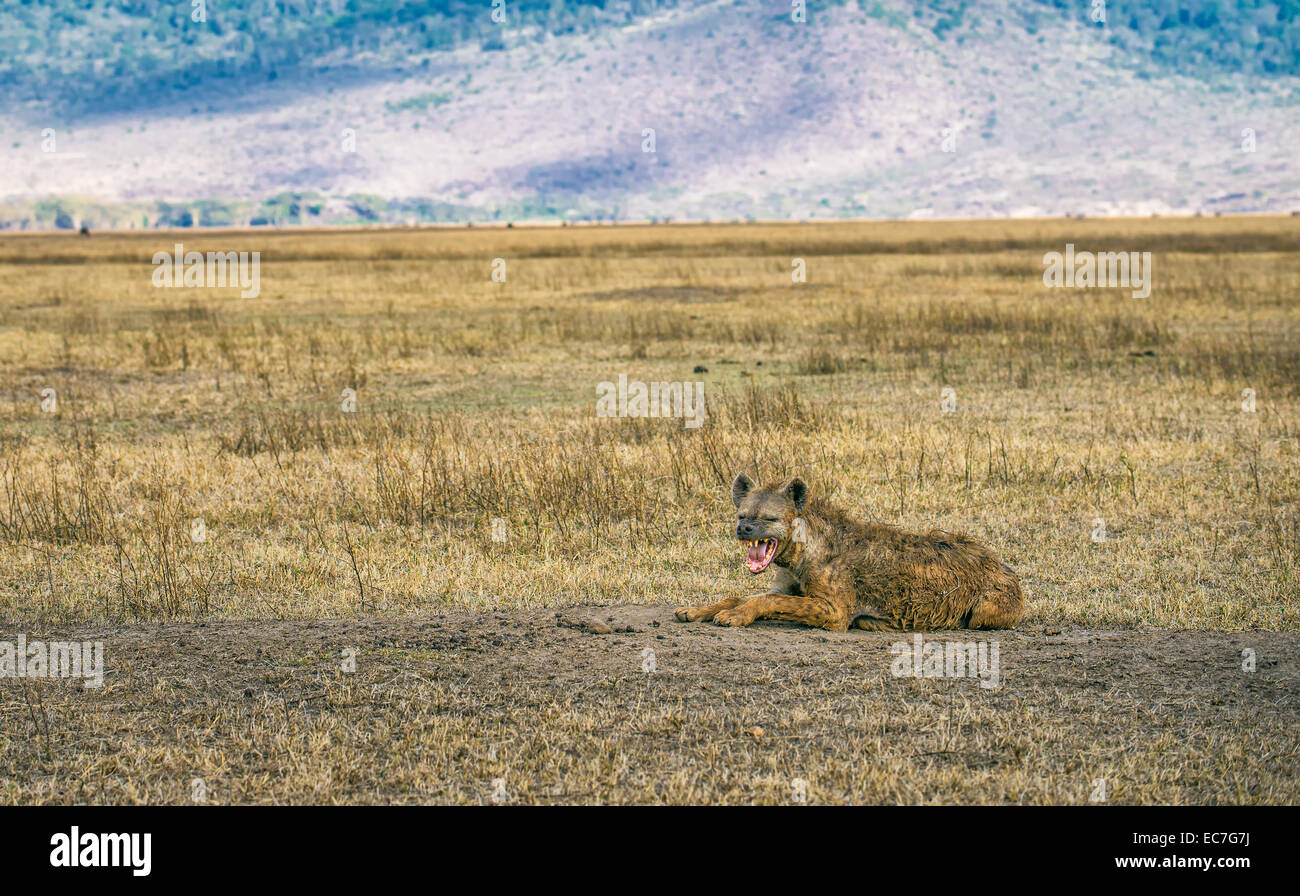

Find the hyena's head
[[731, 473, 808, 574]]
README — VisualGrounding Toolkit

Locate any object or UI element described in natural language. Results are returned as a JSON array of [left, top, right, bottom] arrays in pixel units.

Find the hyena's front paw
[[675, 606, 709, 622], [713, 608, 753, 627]]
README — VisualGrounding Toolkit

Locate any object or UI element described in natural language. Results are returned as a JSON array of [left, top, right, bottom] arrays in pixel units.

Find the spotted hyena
[[675, 473, 1024, 632]]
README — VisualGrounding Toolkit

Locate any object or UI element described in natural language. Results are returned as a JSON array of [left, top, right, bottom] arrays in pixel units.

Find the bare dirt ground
[[3, 606, 1296, 804]]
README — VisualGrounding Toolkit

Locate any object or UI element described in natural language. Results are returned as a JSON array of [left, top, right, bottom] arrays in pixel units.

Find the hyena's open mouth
[[741, 538, 778, 573]]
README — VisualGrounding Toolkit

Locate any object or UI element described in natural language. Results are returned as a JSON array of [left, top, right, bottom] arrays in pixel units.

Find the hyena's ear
[[731, 473, 755, 508], [782, 477, 808, 513]]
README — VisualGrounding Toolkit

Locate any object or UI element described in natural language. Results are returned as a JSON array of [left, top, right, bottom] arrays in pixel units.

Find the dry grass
[[1, 217, 1296, 628]]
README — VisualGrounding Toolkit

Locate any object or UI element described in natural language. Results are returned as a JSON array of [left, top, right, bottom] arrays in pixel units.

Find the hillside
[[0, 0, 1297, 227]]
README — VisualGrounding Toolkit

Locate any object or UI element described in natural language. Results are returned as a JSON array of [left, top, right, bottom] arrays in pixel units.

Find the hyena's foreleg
[[676, 588, 792, 623], [714, 594, 850, 632], [675, 594, 750, 622]]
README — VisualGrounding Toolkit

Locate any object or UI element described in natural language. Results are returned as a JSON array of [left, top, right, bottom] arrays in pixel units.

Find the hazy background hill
[[1, 0, 1297, 228]]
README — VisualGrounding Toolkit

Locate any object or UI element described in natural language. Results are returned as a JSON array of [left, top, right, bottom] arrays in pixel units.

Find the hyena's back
[[848, 525, 1025, 630]]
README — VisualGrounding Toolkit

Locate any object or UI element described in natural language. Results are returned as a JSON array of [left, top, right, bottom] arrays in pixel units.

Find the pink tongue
[[746, 543, 766, 565]]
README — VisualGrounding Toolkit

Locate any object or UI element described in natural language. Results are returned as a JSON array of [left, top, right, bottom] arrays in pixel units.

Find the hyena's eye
[[762, 517, 779, 522]]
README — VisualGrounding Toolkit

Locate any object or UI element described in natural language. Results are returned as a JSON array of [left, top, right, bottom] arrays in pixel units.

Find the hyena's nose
[[738, 523, 754, 538]]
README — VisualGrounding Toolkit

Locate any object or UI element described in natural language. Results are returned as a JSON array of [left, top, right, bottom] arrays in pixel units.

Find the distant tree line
[[0, 190, 603, 230]]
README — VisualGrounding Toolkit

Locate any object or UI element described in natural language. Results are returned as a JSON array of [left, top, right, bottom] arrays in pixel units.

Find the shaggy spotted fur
[[675, 473, 1024, 632]]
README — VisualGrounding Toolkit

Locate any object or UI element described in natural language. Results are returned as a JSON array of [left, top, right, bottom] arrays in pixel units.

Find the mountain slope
[[0, 0, 1297, 227]]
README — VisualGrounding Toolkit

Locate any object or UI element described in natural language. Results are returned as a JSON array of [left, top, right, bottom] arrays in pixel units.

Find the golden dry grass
[[0, 217, 1297, 628]]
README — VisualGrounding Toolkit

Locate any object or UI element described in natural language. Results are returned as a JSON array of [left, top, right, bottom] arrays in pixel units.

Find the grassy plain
[[1, 217, 1295, 628], [1, 217, 1297, 804]]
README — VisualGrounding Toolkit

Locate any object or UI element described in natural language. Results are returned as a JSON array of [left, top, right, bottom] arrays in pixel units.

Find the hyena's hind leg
[[675, 595, 747, 622], [965, 565, 1025, 630], [851, 616, 902, 632]]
